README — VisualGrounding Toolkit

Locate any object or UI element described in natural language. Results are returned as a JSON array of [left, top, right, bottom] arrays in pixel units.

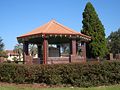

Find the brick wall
[[33, 58, 40, 64], [24, 55, 33, 64], [70, 55, 85, 63], [47, 57, 69, 64]]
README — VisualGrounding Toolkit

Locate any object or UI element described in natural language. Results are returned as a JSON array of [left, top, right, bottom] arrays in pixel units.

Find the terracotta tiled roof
[[18, 20, 91, 39]]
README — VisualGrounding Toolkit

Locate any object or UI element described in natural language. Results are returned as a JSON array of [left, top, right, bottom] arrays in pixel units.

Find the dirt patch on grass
[[0, 82, 63, 89]]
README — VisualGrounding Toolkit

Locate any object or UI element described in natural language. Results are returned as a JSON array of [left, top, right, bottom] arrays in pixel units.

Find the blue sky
[[0, 0, 120, 50]]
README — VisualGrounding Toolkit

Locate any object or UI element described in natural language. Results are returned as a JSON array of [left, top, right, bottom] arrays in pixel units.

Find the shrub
[[0, 61, 120, 87]]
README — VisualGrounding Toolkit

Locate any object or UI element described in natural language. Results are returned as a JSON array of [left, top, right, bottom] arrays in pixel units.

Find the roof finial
[[51, 18, 56, 22]]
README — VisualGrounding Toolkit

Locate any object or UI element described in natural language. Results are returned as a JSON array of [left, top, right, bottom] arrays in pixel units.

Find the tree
[[14, 44, 23, 60], [107, 28, 120, 55], [29, 44, 37, 57], [81, 2, 108, 59], [0, 37, 7, 58], [0, 37, 4, 51], [14, 44, 37, 59], [0, 51, 7, 58]]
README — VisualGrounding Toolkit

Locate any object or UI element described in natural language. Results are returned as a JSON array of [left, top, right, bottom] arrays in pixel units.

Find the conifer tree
[[81, 2, 108, 59], [0, 37, 4, 51]]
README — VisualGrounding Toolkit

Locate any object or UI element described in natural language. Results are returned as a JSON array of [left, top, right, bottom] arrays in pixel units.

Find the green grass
[[0, 85, 120, 90]]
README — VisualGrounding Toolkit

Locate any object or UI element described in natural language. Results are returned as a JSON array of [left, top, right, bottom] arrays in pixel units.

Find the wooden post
[[43, 34, 48, 64], [38, 44, 42, 64], [81, 42, 86, 61], [57, 45, 61, 57], [23, 41, 29, 64], [71, 39, 76, 55], [23, 41, 29, 55], [76, 42, 78, 54], [69, 39, 77, 62]]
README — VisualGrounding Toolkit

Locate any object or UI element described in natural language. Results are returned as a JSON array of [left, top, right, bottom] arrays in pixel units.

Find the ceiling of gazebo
[[17, 20, 91, 43]]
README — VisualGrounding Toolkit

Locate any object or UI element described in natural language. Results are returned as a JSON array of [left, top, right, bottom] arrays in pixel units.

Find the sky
[[0, 0, 120, 50]]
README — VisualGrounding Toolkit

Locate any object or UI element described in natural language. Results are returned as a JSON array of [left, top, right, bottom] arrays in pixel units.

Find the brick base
[[70, 55, 85, 63], [24, 56, 86, 64], [47, 57, 69, 64], [24, 55, 33, 64], [115, 54, 120, 60], [33, 58, 40, 64]]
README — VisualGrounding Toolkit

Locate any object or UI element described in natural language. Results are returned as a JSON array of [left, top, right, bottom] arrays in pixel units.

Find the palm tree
[[14, 44, 37, 60], [13, 44, 23, 61], [29, 44, 37, 57]]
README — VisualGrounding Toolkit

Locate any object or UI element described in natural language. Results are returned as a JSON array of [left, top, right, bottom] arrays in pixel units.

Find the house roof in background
[[6, 50, 19, 56]]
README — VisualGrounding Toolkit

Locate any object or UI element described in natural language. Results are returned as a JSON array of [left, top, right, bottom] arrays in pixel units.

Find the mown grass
[[0, 85, 120, 90]]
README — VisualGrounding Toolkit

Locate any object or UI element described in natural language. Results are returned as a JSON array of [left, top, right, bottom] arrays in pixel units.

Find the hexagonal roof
[[17, 20, 91, 39]]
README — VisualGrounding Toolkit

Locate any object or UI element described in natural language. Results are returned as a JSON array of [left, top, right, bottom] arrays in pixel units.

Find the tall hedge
[[0, 61, 120, 87]]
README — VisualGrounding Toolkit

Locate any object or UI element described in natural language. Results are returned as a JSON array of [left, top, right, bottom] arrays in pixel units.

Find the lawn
[[0, 85, 120, 90]]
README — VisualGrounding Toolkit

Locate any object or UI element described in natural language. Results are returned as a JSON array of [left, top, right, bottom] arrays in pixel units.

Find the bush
[[0, 61, 120, 87]]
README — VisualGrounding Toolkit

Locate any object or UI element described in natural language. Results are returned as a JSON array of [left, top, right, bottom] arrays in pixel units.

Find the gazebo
[[17, 20, 91, 64]]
